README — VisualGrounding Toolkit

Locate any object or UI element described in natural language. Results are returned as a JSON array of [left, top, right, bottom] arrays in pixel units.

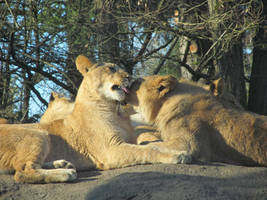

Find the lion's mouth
[[111, 85, 130, 94]]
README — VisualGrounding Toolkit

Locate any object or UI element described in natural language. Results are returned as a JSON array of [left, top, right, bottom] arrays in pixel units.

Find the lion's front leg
[[158, 126, 212, 164], [100, 143, 192, 170]]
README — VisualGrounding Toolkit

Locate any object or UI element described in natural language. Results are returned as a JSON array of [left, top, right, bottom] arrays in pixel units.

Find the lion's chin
[[109, 91, 126, 103]]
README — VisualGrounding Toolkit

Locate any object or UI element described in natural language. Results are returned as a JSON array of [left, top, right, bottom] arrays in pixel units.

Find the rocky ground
[[0, 163, 266, 200]]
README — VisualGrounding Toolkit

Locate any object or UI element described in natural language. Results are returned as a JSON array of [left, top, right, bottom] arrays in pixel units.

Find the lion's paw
[[176, 151, 192, 164], [52, 159, 76, 169], [43, 159, 76, 170], [48, 168, 77, 183], [59, 169, 77, 182]]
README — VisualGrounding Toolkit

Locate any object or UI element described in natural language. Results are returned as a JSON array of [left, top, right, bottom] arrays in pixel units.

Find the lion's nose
[[123, 78, 130, 86], [128, 76, 138, 87], [126, 75, 131, 81], [123, 75, 131, 83]]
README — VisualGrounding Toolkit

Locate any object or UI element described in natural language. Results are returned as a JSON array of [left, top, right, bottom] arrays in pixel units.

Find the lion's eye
[[109, 67, 116, 73], [158, 85, 165, 92], [111, 85, 120, 90]]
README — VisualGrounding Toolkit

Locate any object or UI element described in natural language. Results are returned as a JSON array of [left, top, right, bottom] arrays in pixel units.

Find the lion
[[126, 75, 267, 167], [0, 56, 187, 184], [134, 78, 243, 145]]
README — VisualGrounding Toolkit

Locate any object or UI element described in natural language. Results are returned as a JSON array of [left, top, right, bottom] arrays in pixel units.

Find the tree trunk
[[248, 0, 267, 114], [248, 45, 267, 114], [208, 0, 246, 106], [218, 42, 247, 106], [97, 2, 119, 63], [65, 0, 87, 97], [22, 75, 30, 122]]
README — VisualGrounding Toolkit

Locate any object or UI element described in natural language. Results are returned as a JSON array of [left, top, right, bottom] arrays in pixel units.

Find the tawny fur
[[41, 92, 161, 146], [40, 92, 74, 123], [126, 75, 267, 167], [40, 92, 136, 124], [0, 56, 184, 184], [134, 78, 243, 145]]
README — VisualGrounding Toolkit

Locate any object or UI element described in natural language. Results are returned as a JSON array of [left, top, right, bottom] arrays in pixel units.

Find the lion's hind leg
[[0, 127, 77, 183], [14, 161, 77, 183], [14, 130, 77, 183]]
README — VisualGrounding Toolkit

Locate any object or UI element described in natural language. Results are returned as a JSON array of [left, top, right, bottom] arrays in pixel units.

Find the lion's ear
[[210, 78, 224, 96], [75, 55, 94, 75], [158, 75, 177, 98], [49, 92, 61, 102]]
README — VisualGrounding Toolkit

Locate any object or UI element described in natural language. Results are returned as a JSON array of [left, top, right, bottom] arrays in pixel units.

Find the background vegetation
[[0, 0, 266, 122]]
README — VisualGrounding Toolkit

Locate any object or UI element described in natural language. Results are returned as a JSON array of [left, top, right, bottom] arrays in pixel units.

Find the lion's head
[[40, 92, 74, 123], [75, 55, 131, 103], [126, 75, 177, 122]]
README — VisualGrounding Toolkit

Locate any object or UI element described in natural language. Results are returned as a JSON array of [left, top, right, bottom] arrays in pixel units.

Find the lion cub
[[126, 75, 267, 167], [134, 78, 243, 145]]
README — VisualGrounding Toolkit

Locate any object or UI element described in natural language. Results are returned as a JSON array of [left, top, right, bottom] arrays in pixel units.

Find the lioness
[[126, 75, 267, 166], [0, 56, 185, 183]]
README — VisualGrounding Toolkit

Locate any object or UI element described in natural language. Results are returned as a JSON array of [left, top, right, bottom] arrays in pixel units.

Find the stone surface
[[0, 163, 266, 200]]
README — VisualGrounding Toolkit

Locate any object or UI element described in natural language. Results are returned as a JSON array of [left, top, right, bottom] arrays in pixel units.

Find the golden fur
[[180, 78, 242, 109], [0, 56, 185, 183], [134, 78, 243, 145], [126, 75, 267, 167], [41, 92, 160, 145], [40, 91, 136, 124], [40, 92, 74, 123]]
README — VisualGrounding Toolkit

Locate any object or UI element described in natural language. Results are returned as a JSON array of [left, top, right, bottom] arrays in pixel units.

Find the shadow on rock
[[86, 171, 267, 200], [74, 170, 102, 183]]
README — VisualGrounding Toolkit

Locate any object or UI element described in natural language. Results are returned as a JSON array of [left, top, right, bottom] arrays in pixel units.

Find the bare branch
[[153, 37, 178, 74]]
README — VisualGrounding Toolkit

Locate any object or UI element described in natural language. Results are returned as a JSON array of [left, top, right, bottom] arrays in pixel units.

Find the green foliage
[[38, 2, 66, 33]]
